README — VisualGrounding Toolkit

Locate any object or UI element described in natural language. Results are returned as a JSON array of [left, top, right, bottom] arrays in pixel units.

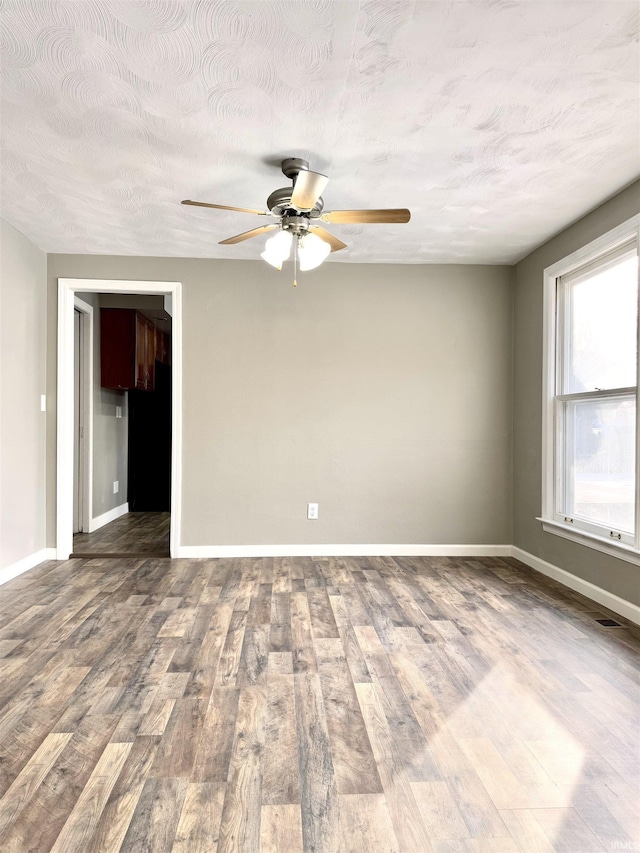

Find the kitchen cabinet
[[155, 329, 170, 366], [101, 308, 157, 391]]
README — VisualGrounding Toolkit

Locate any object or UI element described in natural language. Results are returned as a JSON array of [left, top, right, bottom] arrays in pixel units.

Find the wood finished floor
[[0, 554, 638, 853], [73, 512, 171, 558]]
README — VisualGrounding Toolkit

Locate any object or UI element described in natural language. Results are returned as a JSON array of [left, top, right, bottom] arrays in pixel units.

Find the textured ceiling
[[1, 0, 639, 264]]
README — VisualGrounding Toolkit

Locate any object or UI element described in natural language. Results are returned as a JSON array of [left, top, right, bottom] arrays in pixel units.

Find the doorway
[[57, 279, 182, 559], [72, 295, 172, 557]]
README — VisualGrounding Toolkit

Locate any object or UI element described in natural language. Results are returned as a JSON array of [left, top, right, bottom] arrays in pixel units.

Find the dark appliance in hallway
[[128, 359, 171, 511]]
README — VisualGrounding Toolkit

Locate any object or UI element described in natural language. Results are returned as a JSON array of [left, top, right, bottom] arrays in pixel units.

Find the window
[[541, 216, 640, 563]]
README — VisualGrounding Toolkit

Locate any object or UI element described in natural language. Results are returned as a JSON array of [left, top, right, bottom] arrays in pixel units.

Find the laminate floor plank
[[171, 781, 225, 853], [530, 807, 606, 852], [218, 685, 267, 853], [0, 554, 636, 852], [560, 784, 638, 851], [262, 657, 300, 805], [294, 670, 345, 853], [338, 792, 399, 853], [0, 731, 72, 837], [259, 802, 304, 853], [316, 643, 382, 795], [355, 681, 436, 853], [214, 609, 249, 686], [50, 740, 132, 853], [1, 713, 120, 852], [192, 686, 240, 784], [87, 735, 160, 853], [119, 775, 188, 853]]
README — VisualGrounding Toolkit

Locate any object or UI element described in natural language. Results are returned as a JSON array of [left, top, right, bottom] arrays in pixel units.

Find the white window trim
[[541, 214, 640, 565]]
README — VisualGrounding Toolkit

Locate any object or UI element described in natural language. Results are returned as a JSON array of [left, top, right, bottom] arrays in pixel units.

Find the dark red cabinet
[[101, 309, 158, 391]]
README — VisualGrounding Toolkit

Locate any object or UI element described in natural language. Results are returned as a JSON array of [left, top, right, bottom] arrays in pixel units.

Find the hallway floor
[[73, 512, 170, 558]]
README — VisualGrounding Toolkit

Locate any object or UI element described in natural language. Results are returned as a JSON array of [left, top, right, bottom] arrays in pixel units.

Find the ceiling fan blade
[[290, 170, 329, 211], [219, 224, 279, 245], [182, 199, 268, 215], [312, 225, 347, 253], [321, 209, 411, 224]]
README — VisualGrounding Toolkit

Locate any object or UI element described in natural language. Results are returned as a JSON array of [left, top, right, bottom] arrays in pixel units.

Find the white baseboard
[[0, 548, 57, 586], [177, 544, 512, 559], [89, 502, 129, 533], [512, 546, 640, 626]]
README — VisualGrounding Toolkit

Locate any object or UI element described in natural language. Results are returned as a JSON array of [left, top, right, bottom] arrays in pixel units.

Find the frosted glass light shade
[[261, 229, 293, 269], [298, 232, 331, 271]]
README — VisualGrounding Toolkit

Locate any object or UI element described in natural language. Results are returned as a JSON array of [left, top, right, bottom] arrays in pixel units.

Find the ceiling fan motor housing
[[266, 186, 324, 219]]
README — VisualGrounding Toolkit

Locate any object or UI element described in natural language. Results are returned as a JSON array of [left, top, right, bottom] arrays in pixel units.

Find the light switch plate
[[40, 395, 46, 412]]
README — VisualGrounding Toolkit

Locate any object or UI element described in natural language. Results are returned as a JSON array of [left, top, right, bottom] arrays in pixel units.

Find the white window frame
[[540, 214, 640, 565]]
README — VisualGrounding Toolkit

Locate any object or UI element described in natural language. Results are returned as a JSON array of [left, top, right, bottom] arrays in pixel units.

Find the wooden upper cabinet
[[146, 319, 156, 389], [135, 314, 155, 390], [101, 308, 158, 391], [155, 328, 169, 365]]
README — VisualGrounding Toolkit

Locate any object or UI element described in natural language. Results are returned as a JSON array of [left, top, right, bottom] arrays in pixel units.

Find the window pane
[[564, 253, 638, 393], [562, 396, 636, 533]]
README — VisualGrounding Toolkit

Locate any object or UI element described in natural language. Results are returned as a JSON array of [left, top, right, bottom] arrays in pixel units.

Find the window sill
[[537, 518, 640, 566]]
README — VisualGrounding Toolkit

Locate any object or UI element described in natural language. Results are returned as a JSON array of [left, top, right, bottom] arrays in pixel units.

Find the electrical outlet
[[307, 503, 319, 520], [113, 481, 119, 494], [40, 395, 46, 412], [116, 406, 122, 418]]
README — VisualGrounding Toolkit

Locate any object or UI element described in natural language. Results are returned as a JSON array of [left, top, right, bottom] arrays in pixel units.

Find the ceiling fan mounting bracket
[[281, 157, 309, 180]]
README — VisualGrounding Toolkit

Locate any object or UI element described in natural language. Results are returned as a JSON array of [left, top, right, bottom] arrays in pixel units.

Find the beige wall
[[1, 220, 47, 569], [47, 256, 513, 547], [513, 179, 640, 605], [76, 292, 128, 519]]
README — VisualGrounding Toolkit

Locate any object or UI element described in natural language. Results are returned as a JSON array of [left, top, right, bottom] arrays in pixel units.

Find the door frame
[[73, 296, 94, 532], [57, 279, 183, 559]]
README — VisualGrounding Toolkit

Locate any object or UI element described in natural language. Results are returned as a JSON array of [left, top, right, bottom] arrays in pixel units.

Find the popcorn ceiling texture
[[1, 0, 638, 263]]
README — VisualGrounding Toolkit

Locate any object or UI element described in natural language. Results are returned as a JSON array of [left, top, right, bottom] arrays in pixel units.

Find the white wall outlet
[[307, 502, 319, 520], [116, 406, 122, 418], [40, 395, 46, 412], [113, 481, 119, 494]]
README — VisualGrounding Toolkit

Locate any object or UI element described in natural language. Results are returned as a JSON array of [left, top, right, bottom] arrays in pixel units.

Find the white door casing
[[73, 296, 94, 535], [57, 279, 182, 559]]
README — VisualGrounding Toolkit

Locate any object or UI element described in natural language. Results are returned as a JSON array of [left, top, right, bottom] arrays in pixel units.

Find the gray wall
[[47, 256, 513, 547], [76, 292, 128, 520], [513, 179, 640, 605], [1, 220, 47, 569]]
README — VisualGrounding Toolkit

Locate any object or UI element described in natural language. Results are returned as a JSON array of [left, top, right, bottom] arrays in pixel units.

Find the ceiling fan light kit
[[261, 230, 292, 270], [182, 158, 410, 285], [298, 232, 331, 271]]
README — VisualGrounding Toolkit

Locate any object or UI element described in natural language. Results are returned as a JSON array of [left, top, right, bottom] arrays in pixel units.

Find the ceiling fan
[[182, 158, 411, 284]]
